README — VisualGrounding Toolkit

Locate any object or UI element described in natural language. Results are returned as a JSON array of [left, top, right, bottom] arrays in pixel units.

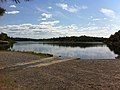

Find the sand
[[0, 51, 120, 90]]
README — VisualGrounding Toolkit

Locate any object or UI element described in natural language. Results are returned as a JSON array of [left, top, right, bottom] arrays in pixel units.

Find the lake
[[10, 41, 118, 59]]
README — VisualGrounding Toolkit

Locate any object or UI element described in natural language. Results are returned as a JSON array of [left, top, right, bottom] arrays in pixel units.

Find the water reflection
[[41, 42, 105, 48], [10, 41, 118, 59], [107, 44, 120, 59]]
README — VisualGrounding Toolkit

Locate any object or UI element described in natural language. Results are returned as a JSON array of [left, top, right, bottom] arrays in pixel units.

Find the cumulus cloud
[[5, 11, 20, 15], [0, 22, 79, 38], [0, 22, 119, 38], [78, 25, 120, 37], [56, 3, 87, 13], [100, 8, 116, 18], [0, 20, 120, 38], [41, 18, 47, 21], [41, 13, 52, 19], [10, 5, 16, 8], [39, 13, 53, 21]]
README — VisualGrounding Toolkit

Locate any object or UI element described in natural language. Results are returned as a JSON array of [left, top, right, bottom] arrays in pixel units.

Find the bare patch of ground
[[0, 51, 120, 90], [0, 51, 53, 69]]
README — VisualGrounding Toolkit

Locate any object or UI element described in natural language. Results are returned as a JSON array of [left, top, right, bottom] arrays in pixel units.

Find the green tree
[[0, 7, 5, 16], [0, 33, 8, 40]]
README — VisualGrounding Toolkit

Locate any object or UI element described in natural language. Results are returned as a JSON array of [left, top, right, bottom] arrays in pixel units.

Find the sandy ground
[[0, 51, 120, 90], [0, 51, 53, 69]]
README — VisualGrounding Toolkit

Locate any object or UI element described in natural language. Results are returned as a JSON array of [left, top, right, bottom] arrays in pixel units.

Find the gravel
[[1, 51, 120, 90]]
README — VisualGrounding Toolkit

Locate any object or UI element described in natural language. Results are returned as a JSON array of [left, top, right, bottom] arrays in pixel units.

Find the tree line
[[40, 36, 106, 42], [11, 36, 106, 42]]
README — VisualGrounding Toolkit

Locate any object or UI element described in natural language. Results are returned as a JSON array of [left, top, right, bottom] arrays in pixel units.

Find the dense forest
[[105, 30, 120, 57], [12, 37, 40, 41], [40, 36, 106, 42], [12, 36, 106, 42]]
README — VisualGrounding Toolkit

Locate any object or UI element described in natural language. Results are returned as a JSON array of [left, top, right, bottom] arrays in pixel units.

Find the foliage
[[12, 36, 106, 42], [0, 33, 15, 50], [40, 36, 106, 42], [105, 30, 120, 58], [12, 37, 40, 41], [0, 7, 5, 16], [105, 30, 120, 44], [0, 33, 15, 43]]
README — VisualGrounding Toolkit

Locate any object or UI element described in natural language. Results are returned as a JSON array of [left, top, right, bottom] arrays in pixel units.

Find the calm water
[[10, 41, 118, 59]]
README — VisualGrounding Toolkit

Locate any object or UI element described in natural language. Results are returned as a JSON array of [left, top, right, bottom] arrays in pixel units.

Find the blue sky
[[0, 0, 120, 38]]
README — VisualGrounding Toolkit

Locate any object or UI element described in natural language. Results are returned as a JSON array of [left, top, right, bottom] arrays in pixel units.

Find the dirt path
[[0, 57, 78, 73]]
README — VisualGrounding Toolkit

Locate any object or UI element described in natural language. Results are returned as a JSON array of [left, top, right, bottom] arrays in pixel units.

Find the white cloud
[[104, 18, 107, 20], [5, 11, 20, 15], [36, 7, 49, 13], [78, 25, 120, 37], [88, 16, 93, 20], [100, 8, 116, 18], [0, 22, 79, 38], [92, 18, 100, 21], [10, 5, 16, 8], [41, 13, 52, 19], [39, 13, 53, 21], [0, 22, 119, 39], [54, 24, 79, 36], [56, 3, 77, 13], [41, 18, 47, 21], [74, 5, 88, 10], [48, 7, 52, 9], [56, 3, 87, 13], [40, 20, 60, 26]]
